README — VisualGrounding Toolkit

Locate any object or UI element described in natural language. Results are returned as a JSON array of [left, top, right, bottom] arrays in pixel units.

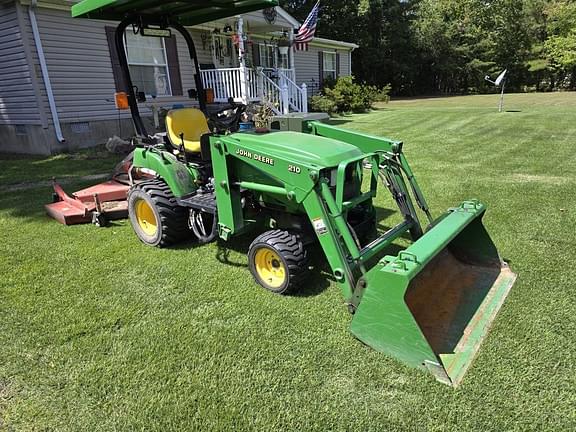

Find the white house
[[0, 0, 358, 154]]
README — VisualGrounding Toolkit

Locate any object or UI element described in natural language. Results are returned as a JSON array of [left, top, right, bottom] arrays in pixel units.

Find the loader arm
[[308, 121, 433, 223], [303, 122, 516, 386], [210, 130, 432, 303], [213, 123, 516, 387]]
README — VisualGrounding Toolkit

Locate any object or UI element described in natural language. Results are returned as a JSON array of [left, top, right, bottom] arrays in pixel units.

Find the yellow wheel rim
[[134, 199, 158, 236], [254, 248, 286, 289]]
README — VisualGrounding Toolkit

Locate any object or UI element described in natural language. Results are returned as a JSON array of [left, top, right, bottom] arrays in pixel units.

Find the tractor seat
[[165, 108, 210, 153]]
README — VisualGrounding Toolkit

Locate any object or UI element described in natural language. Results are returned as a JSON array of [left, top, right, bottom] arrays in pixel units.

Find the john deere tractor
[[72, 0, 516, 386]]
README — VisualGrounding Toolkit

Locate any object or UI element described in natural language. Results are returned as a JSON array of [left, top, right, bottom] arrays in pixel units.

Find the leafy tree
[[280, 0, 576, 94], [544, 1, 576, 87], [280, 0, 361, 43]]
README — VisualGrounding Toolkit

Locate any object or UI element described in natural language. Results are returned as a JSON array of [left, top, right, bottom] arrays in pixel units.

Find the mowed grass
[[1, 93, 575, 431]]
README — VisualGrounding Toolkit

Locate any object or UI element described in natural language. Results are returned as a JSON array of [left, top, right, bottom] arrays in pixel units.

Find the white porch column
[[281, 83, 290, 114], [301, 83, 308, 113], [237, 16, 248, 104], [289, 28, 295, 71]]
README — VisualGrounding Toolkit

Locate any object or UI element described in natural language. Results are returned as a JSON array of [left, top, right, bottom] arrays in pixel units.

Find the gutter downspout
[[29, 0, 65, 143]]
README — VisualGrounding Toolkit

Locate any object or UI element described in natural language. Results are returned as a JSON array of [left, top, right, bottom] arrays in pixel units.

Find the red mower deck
[[45, 180, 130, 226]]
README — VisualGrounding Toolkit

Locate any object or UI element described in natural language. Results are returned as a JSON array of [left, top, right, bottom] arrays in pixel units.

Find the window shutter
[[165, 35, 183, 96], [253, 43, 260, 66], [336, 52, 341, 77], [105, 26, 126, 92], [318, 51, 324, 86]]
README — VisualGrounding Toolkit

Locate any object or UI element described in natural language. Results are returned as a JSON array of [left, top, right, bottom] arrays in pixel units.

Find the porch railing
[[277, 69, 308, 114], [262, 68, 295, 83], [257, 71, 286, 115], [200, 68, 260, 103], [200, 67, 308, 113]]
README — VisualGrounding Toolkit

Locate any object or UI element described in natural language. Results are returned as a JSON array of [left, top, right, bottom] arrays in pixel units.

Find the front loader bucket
[[350, 201, 516, 386]]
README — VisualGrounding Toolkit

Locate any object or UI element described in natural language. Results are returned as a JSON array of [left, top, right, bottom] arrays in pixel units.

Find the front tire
[[127, 180, 189, 247], [248, 230, 307, 294]]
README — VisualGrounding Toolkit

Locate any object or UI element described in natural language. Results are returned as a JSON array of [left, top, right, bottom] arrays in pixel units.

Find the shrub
[[321, 76, 337, 90], [310, 77, 391, 115], [373, 84, 392, 103], [310, 95, 337, 115]]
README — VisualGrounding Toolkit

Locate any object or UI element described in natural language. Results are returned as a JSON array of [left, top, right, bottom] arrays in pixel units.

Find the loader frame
[[209, 121, 433, 303]]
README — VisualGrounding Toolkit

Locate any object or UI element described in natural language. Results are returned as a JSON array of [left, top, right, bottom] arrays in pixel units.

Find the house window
[[259, 44, 277, 68], [125, 31, 171, 97], [323, 52, 337, 81]]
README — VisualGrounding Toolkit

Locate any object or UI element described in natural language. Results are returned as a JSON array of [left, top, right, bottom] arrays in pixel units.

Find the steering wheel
[[208, 97, 247, 134]]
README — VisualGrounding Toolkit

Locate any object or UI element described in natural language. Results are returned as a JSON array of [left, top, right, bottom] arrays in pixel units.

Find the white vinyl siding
[[3, 6, 354, 126], [22, 8, 201, 123], [293, 45, 321, 94], [0, 3, 42, 125]]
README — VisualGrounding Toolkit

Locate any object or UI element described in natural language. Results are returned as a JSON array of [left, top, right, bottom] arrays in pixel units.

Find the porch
[[200, 67, 308, 114], [188, 9, 309, 114]]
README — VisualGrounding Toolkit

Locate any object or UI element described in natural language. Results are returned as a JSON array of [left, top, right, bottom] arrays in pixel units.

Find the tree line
[[281, 0, 576, 95]]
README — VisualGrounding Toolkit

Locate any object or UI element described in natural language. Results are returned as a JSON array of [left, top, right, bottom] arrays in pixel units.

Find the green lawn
[[1, 93, 575, 431]]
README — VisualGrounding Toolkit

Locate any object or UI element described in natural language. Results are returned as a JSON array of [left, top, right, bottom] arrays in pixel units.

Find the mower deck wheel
[[92, 212, 108, 228], [248, 230, 307, 294], [127, 180, 189, 247]]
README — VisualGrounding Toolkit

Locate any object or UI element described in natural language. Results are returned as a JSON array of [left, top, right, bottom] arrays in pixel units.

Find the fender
[[132, 148, 198, 197]]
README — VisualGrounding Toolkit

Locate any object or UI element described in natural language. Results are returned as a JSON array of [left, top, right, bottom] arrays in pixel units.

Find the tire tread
[[128, 180, 189, 247], [248, 229, 308, 294]]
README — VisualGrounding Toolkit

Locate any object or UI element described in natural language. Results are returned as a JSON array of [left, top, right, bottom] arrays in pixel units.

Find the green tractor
[[72, 0, 516, 386]]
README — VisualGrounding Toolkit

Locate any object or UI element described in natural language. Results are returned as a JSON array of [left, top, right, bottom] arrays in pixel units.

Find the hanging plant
[[277, 31, 291, 56], [277, 31, 291, 47]]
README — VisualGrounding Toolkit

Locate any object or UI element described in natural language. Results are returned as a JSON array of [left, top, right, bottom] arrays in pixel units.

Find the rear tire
[[127, 180, 189, 247], [248, 230, 307, 295]]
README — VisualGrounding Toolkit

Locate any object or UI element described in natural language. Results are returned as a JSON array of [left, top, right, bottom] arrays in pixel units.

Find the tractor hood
[[72, 0, 278, 25], [227, 131, 365, 169]]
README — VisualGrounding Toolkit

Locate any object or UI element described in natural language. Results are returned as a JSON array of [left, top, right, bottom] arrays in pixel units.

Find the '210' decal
[[288, 165, 301, 174]]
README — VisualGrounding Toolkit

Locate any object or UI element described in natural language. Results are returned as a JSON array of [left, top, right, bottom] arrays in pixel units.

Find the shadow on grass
[[370, 106, 393, 111], [328, 119, 354, 126], [0, 178, 117, 224], [208, 206, 408, 298], [0, 147, 121, 186], [0, 148, 122, 223], [212, 233, 332, 297]]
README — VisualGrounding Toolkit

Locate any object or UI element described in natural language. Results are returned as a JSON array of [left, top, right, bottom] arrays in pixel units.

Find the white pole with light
[[236, 16, 248, 104]]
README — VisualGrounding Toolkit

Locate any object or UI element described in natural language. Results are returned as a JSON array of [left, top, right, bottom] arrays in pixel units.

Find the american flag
[[294, 1, 320, 51]]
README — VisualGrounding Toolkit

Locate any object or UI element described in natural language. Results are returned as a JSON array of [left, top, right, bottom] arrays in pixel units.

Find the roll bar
[[114, 16, 207, 137]]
